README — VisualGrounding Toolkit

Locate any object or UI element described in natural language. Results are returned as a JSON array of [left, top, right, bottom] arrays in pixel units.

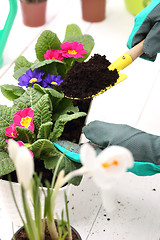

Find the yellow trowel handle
[[108, 40, 144, 71]]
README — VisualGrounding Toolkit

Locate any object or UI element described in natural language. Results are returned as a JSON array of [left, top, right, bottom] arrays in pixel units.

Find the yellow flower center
[[20, 116, 32, 128], [11, 132, 15, 137], [51, 81, 57, 85], [102, 160, 119, 169], [68, 50, 77, 55], [52, 57, 55, 59], [29, 78, 37, 83]]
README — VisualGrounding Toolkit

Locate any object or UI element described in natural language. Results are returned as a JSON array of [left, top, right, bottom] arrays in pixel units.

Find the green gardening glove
[[127, 0, 160, 61], [82, 120, 160, 176]]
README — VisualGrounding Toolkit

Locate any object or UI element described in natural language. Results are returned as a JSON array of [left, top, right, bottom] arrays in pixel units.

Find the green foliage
[[13, 87, 43, 109], [32, 94, 52, 133], [13, 67, 29, 80], [50, 112, 87, 142], [43, 150, 82, 186], [64, 24, 82, 39], [1, 84, 25, 101], [0, 105, 16, 147], [37, 122, 53, 140], [52, 97, 79, 122], [14, 56, 32, 72], [16, 127, 36, 144], [0, 151, 15, 176], [35, 30, 61, 61], [31, 139, 57, 159]]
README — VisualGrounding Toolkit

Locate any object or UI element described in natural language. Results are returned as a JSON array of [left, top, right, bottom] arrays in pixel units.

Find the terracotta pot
[[12, 222, 82, 240], [81, 0, 106, 22], [20, 0, 47, 27]]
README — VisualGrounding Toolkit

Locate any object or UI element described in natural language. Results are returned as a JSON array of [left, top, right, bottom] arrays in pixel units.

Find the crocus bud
[[14, 146, 34, 190]]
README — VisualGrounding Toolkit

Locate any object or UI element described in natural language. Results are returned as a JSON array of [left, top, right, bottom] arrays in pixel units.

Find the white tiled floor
[[1, 0, 160, 239]]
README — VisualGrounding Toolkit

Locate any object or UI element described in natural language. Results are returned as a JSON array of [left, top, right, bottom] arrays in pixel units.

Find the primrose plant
[[0, 23, 95, 186], [8, 139, 134, 240]]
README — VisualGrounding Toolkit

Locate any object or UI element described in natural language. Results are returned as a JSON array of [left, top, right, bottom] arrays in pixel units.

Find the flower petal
[[15, 146, 34, 190], [8, 139, 20, 164], [80, 143, 97, 172]]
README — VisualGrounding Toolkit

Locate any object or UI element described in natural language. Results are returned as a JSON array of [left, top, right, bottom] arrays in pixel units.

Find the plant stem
[[47, 219, 59, 240], [60, 166, 87, 187]]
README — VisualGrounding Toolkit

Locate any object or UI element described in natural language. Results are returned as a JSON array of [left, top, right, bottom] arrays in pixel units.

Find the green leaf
[[37, 122, 53, 139], [43, 151, 82, 186], [0, 151, 15, 176], [64, 24, 82, 40], [16, 126, 36, 144], [45, 88, 64, 99], [31, 139, 57, 159], [64, 34, 95, 61], [33, 84, 46, 94], [35, 30, 61, 61], [1, 84, 25, 101], [13, 87, 43, 109], [13, 67, 29, 80], [0, 105, 16, 147], [0, 105, 15, 127], [14, 56, 32, 72], [32, 94, 52, 133], [31, 59, 64, 70], [50, 112, 87, 141], [52, 98, 79, 122]]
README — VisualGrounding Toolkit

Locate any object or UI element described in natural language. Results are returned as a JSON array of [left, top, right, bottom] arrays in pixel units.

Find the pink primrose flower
[[60, 41, 87, 59], [6, 124, 17, 138], [44, 49, 64, 61], [13, 108, 34, 132]]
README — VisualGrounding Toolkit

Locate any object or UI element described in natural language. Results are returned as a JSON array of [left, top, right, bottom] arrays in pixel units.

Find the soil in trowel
[[61, 54, 119, 99]]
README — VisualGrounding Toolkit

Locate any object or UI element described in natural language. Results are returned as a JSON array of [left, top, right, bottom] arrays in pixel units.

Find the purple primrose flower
[[43, 74, 63, 88], [18, 69, 45, 87]]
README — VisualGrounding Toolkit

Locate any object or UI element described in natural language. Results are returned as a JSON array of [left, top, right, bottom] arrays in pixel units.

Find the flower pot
[[20, 0, 47, 27], [12, 221, 82, 240], [0, 179, 70, 226], [124, 0, 151, 15], [81, 0, 106, 22]]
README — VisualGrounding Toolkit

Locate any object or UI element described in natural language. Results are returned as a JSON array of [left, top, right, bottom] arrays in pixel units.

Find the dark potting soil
[[13, 221, 81, 240], [60, 98, 91, 142], [61, 54, 119, 99]]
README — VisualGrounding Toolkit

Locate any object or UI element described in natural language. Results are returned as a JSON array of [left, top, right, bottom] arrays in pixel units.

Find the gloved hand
[[127, 0, 160, 61], [82, 120, 160, 176]]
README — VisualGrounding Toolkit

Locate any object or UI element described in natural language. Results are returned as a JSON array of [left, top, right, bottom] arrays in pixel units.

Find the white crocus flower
[[8, 139, 20, 165], [8, 139, 34, 190], [80, 143, 134, 211]]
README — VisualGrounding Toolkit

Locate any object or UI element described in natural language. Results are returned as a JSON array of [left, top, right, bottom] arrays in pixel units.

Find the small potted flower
[[8, 139, 134, 239]]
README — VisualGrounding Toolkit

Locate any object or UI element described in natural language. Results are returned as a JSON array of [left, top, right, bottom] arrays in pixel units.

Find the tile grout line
[[85, 204, 102, 240], [135, 69, 160, 128]]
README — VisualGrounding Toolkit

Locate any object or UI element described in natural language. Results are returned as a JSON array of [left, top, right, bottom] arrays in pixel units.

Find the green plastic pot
[[124, 0, 152, 15]]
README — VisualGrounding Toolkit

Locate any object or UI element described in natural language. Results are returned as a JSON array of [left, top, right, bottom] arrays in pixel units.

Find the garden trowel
[[0, 0, 18, 67], [64, 40, 144, 100]]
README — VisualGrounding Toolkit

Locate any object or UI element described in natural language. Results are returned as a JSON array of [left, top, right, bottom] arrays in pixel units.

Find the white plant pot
[[0, 179, 70, 226]]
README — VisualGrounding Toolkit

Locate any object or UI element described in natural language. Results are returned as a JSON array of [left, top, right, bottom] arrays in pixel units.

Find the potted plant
[[20, 0, 48, 27], [81, 0, 106, 22], [0, 23, 94, 182], [8, 139, 134, 239]]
